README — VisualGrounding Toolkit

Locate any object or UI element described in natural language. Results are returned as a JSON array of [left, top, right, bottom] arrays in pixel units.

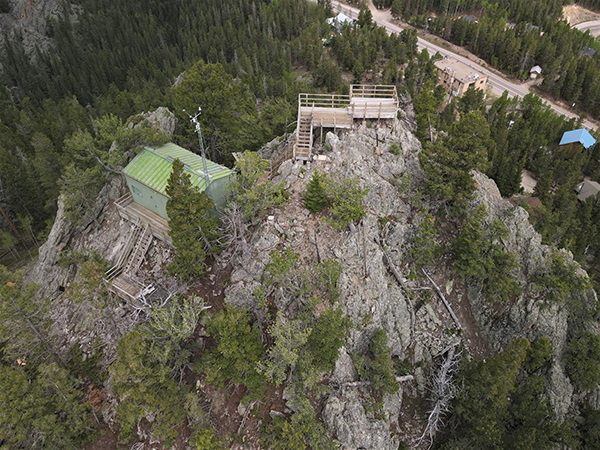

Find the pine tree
[[166, 158, 220, 281], [304, 169, 328, 212]]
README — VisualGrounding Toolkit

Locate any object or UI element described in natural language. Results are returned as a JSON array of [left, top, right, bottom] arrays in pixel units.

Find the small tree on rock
[[304, 169, 328, 212]]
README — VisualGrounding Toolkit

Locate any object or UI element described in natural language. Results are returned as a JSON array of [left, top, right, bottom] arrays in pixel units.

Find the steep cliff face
[[25, 107, 178, 357], [227, 110, 597, 447], [467, 171, 598, 418], [0, 0, 66, 60]]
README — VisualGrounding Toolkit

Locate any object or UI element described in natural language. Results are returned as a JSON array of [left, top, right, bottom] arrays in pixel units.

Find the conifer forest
[[1, 0, 600, 448]]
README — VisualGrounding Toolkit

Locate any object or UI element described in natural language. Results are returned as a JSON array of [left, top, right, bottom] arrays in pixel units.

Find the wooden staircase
[[104, 223, 154, 302], [294, 115, 313, 160], [105, 220, 141, 282], [123, 224, 153, 275]]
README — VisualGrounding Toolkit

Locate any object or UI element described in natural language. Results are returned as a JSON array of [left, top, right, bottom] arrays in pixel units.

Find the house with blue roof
[[559, 129, 596, 154]]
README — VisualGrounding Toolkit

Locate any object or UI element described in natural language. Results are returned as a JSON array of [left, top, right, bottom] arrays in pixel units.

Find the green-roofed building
[[122, 143, 233, 220]]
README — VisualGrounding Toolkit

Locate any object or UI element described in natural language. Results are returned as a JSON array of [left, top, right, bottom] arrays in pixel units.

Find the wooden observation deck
[[105, 194, 172, 302], [293, 84, 399, 160]]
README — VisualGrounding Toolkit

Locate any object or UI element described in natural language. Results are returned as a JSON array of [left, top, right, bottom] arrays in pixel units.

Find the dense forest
[[388, 0, 600, 120], [1, 0, 600, 448]]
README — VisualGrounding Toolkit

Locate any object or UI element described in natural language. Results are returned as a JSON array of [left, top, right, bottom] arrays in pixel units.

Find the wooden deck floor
[[110, 273, 143, 302], [115, 194, 172, 245]]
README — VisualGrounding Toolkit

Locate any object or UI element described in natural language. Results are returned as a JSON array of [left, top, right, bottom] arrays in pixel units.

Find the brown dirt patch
[[563, 4, 600, 25]]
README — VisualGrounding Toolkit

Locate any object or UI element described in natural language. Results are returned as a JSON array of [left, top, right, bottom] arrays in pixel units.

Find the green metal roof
[[123, 143, 232, 196]]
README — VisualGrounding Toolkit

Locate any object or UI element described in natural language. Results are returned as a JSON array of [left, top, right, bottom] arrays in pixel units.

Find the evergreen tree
[[0, 267, 65, 368], [356, 329, 399, 394], [420, 111, 492, 211], [0, 363, 94, 449], [304, 169, 328, 212], [166, 158, 220, 281]]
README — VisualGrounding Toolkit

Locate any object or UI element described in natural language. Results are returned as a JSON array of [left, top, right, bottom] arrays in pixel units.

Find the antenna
[[183, 107, 211, 196]]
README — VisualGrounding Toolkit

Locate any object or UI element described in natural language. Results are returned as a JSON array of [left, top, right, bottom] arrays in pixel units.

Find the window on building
[[131, 185, 143, 197]]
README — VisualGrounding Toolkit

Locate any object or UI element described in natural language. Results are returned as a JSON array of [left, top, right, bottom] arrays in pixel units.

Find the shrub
[[389, 142, 401, 155], [325, 176, 369, 230], [228, 151, 288, 223], [524, 337, 553, 372], [533, 249, 591, 304], [565, 331, 600, 391], [263, 399, 336, 450], [201, 305, 266, 400], [356, 329, 399, 394], [306, 307, 352, 372]]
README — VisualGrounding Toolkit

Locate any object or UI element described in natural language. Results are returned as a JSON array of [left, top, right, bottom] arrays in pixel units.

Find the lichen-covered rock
[[467, 170, 597, 419], [323, 388, 401, 450], [0, 0, 69, 63], [137, 107, 178, 137]]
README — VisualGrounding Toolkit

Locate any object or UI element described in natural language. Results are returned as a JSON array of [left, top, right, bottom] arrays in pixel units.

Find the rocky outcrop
[[465, 171, 597, 419], [227, 108, 598, 445], [0, 0, 69, 62], [136, 107, 178, 137]]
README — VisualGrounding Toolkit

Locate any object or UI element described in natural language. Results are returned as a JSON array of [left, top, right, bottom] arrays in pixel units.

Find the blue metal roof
[[559, 129, 596, 149]]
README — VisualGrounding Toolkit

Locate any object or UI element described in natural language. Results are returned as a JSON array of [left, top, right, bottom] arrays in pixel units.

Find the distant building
[[576, 180, 600, 202], [122, 143, 233, 220], [581, 47, 597, 59], [326, 12, 354, 32], [434, 57, 488, 97], [529, 65, 542, 79], [559, 128, 596, 155], [464, 15, 478, 24]]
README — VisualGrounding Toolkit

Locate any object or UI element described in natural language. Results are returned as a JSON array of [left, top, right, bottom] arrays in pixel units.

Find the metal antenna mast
[[183, 106, 211, 196]]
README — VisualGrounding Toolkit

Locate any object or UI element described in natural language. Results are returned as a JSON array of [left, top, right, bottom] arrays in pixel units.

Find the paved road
[[330, 1, 597, 129], [574, 20, 600, 37]]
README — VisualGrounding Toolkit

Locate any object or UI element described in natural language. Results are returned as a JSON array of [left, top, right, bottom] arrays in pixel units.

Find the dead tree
[[219, 202, 253, 265], [417, 345, 462, 449], [377, 238, 416, 344], [422, 269, 462, 331]]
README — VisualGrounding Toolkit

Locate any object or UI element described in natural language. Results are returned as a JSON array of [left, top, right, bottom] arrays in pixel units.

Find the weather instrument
[[183, 107, 211, 195]]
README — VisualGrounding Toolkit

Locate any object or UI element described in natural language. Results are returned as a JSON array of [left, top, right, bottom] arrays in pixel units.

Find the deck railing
[[299, 93, 351, 109], [350, 84, 398, 100]]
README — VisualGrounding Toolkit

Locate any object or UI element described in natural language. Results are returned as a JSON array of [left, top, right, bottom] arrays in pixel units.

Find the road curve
[[328, 0, 596, 129], [574, 20, 600, 37]]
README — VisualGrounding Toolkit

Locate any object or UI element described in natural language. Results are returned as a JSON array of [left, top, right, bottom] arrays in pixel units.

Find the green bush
[[263, 399, 336, 450], [533, 249, 591, 304], [566, 331, 600, 391], [411, 213, 440, 267], [356, 329, 399, 394], [190, 428, 226, 450], [524, 337, 553, 372], [201, 305, 266, 401], [389, 142, 401, 155], [325, 176, 369, 230], [306, 307, 352, 372]]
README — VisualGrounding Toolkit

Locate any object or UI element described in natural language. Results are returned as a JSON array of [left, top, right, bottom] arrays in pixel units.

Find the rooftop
[[123, 143, 232, 196], [559, 129, 596, 149], [577, 180, 600, 202], [582, 47, 597, 58], [530, 65, 542, 74], [434, 57, 486, 83]]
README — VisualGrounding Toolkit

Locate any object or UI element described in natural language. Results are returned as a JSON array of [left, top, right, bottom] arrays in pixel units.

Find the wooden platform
[[292, 85, 399, 160], [115, 194, 172, 245], [111, 274, 144, 302]]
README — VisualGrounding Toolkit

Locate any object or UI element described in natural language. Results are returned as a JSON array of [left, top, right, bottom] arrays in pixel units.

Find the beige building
[[434, 57, 488, 97]]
